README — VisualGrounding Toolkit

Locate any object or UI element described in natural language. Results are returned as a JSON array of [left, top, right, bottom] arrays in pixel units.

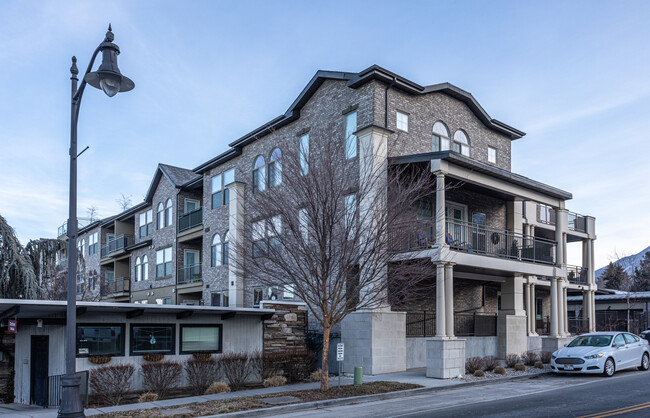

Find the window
[[267, 286, 279, 300], [283, 284, 295, 300], [157, 203, 164, 229], [345, 112, 357, 159], [268, 216, 282, 254], [88, 232, 98, 255], [130, 324, 175, 355], [624, 333, 638, 344], [252, 156, 266, 194], [222, 290, 229, 307], [614, 334, 625, 346], [268, 148, 282, 188], [211, 169, 235, 209], [432, 121, 450, 152], [300, 134, 309, 175], [396, 111, 409, 132], [252, 220, 267, 258], [344, 193, 357, 229], [165, 199, 173, 227], [452, 130, 470, 156], [78, 239, 85, 258], [139, 209, 153, 238], [223, 231, 230, 265], [142, 255, 148, 281], [536, 298, 543, 320], [211, 292, 222, 307], [488, 146, 497, 164], [211, 234, 222, 267], [299, 208, 309, 242], [76, 324, 124, 357], [135, 257, 142, 282], [417, 200, 433, 220], [180, 325, 222, 354], [156, 247, 172, 278], [253, 287, 264, 307]]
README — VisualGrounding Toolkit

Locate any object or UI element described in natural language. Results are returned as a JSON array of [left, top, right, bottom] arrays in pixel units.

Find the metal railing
[[566, 265, 588, 284], [454, 312, 498, 336], [596, 310, 648, 334], [406, 311, 436, 337], [58, 222, 67, 237], [47, 371, 89, 408], [178, 264, 202, 285], [389, 220, 436, 252], [536, 316, 550, 335], [568, 317, 590, 335], [179, 208, 203, 232], [537, 204, 556, 225], [100, 277, 130, 296], [567, 211, 587, 233], [100, 234, 134, 258]]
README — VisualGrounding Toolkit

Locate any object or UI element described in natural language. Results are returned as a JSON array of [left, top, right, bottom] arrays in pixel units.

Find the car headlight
[[584, 353, 604, 359], [551, 354, 557, 359]]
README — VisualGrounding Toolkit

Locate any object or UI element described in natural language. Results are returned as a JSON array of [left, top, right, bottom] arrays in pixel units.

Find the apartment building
[[55, 65, 596, 378]]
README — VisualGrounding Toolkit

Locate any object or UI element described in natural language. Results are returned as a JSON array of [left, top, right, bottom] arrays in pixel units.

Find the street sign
[[7, 319, 16, 334], [337, 342, 344, 362]]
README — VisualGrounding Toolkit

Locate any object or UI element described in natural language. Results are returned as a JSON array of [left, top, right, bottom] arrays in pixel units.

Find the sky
[[1, 0, 649, 269]]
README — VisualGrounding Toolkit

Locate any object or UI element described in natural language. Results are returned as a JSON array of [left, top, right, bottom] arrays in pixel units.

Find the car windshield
[[567, 335, 613, 347]]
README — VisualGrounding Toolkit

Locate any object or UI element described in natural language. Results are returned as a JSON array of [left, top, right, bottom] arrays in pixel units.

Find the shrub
[[263, 375, 287, 387], [515, 363, 526, 371], [185, 357, 220, 395], [534, 361, 544, 369], [138, 392, 159, 403], [505, 354, 521, 368], [310, 369, 322, 382], [482, 356, 499, 372], [90, 364, 135, 406], [465, 357, 484, 374], [192, 352, 212, 360], [142, 353, 164, 362], [262, 352, 284, 379], [540, 351, 552, 364], [494, 366, 506, 375], [1, 369, 14, 404], [285, 349, 316, 382], [140, 361, 182, 399], [248, 350, 263, 382], [205, 382, 231, 394], [521, 351, 540, 366], [219, 352, 251, 390], [473, 370, 485, 377]]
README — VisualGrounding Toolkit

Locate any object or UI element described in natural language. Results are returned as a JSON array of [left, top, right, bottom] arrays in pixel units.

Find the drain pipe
[[385, 76, 396, 128]]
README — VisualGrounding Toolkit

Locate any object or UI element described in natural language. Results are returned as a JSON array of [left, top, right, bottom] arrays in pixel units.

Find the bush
[[284, 349, 316, 382], [141, 361, 182, 399], [310, 369, 322, 382], [534, 361, 544, 369], [205, 382, 231, 394], [505, 354, 521, 368], [540, 351, 552, 364], [248, 351, 263, 382], [521, 351, 540, 366], [90, 364, 135, 406], [138, 392, 159, 403], [263, 375, 287, 387], [473, 370, 485, 377], [262, 352, 284, 379], [465, 357, 484, 374], [219, 352, 252, 390], [515, 363, 526, 371], [192, 353, 212, 361], [185, 357, 220, 395], [482, 356, 499, 372], [494, 366, 506, 375]]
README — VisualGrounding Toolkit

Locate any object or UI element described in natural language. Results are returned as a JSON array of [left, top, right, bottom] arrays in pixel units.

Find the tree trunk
[[321, 326, 331, 391]]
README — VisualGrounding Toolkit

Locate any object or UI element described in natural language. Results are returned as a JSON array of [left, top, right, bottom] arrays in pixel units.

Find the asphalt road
[[278, 369, 650, 418]]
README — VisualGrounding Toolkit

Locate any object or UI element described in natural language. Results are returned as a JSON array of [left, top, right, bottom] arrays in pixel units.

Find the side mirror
[[563, 344, 568, 347], [612, 343, 618, 348]]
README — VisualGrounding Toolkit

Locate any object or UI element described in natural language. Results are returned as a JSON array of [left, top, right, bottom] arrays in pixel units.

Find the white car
[[551, 332, 650, 377]]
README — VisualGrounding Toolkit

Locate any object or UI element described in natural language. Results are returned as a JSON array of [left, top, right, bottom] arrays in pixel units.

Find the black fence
[[100, 234, 134, 258], [406, 311, 436, 337], [596, 310, 648, 335], [179, 208, 203, 232], [405, 311, 497, 337]]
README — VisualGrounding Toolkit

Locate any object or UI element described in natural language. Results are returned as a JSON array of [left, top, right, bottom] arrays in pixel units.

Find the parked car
[[551, 332, 650, 377], [639, 330, 650, 343]]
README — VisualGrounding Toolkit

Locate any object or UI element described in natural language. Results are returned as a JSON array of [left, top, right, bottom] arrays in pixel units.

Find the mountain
[[595, 245, 650, 279]]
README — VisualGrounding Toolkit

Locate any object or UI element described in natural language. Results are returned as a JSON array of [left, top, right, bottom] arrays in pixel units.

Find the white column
[[228, 181, 246, 307], [563, 286, 569, 335], [524, 282, 531, 334], [556, 278, 566, 336], [590, 290, 597, 332], [436, 263, 446, 337], [526, 282, 537, 336], [550, 277, 559, 337], [435, 172, 446, 246], [583, 289, 590, 332], [445, 263, 454, 338], [555, 208, 568, 266]]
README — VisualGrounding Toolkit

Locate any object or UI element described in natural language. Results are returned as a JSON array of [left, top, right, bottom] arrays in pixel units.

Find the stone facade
[[260, 301, 308, 353]]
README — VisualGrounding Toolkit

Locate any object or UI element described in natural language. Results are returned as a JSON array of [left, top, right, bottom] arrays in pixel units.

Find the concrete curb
[[211, 371, 552, 418]]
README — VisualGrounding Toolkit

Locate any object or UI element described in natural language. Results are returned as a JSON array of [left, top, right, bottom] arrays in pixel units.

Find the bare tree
[[0, 214, 43, 298], [116, 193, 132, 211], [240, 136, 434, 390], [87, 205, 99, 221]]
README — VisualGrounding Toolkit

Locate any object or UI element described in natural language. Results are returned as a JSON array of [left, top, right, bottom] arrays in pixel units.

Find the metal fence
[[179, 208, 203, 232], [389, 220, 436, 252], [406, 311, 436, 337], [47, 371, 89, 408], [454, 313, 498, 336], [566, 265, 587, 284], [177, 264, 202, 285], [596, 310, 648, 335], [100, 234, 134, 258]]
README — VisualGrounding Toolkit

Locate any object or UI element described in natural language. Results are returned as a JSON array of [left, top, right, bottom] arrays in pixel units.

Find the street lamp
[[60, 25, 134, 418]]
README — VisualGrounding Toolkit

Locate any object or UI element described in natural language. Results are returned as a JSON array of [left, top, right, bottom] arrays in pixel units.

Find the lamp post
[[60, 25, 134, 418]]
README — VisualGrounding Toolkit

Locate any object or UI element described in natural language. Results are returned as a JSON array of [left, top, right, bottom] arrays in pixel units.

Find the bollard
[[354, 366, 363, 386]]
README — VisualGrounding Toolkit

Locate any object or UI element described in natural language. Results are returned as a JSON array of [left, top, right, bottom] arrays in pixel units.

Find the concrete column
[[445, 263, 454, 338], [555, 208, 568, 266], [497, 275, 527, 357], [590, 290, 597, 332], [435, 172, 446, 246], [524, 282, 530, 333], [563, 286, 569, 335], [436, 263, 446, 337], [589, 239, 596, 287], [228, 181, 246, 307], [556, 278, 566, 336], [583, 289, 590, 332], [550, 277, 559, 337], [526, 282, 537, 336]]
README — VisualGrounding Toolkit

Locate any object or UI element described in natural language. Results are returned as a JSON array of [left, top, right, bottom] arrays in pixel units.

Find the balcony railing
[[537, 204, 587, 233], [566, 265, 588, 284], [405, 311, 497, 337], [567, 211, 587, 233], [389, 220, 436, 252], [179, 208, 203, 233], [101, 277, 130, 296], [568, 316, 590, 335], [406, 311, 436, 337], [100, 234, 134, 258], [177, 264, 202, 285], [58, 222, 67, 237]]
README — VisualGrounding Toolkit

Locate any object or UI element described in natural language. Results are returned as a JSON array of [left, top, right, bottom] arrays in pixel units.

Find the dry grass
[[97, 381, 421, 417]]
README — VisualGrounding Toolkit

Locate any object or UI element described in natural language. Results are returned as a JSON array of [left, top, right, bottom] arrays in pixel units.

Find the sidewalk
[[0, 368, 549, 417]]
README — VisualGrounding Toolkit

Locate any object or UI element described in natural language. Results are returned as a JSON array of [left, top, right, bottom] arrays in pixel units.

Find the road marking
[[579, 401, 650, 418]]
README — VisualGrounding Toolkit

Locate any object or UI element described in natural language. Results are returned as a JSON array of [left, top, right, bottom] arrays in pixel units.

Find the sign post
[[336, 343, 344, 388]]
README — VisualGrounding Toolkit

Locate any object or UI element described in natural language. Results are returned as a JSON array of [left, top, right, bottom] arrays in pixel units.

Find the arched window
[[253, 156, 266, 193], [268, 148, 282, 188], [157, 202, 164, 229], [135, 257, 142, 282], [432, 122, 450, 152], [453, 130, 470, 156], [211, 234, 222, 267], [165, 199, 173, 227], [142, 255, 148, 281], [223, 231, 230, 265]]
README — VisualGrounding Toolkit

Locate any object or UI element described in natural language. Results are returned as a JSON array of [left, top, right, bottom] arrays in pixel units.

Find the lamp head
[[84, 24, 135, 97]]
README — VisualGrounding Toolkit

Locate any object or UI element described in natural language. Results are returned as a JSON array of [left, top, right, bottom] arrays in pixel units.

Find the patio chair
[[446, 232, 472, 252]]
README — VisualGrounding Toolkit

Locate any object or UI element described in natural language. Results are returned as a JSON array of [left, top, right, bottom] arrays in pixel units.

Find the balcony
[[101, 277, 130, 296], [58, 222, 67, 237], [178, 208, 202, 233], [566, 265, 587, 284], [537, 204, 587, 233], [567, 211, 587, 233], [100, 234, 134, 258], [177, 264, 202, 286]]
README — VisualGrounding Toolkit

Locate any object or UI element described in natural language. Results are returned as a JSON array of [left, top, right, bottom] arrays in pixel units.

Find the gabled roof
[[144, 163, 202, 203]]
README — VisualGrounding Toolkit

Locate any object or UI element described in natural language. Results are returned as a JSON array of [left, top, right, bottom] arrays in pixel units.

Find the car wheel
[[639, 353, 649, 371], [604, 357, 615, 377]]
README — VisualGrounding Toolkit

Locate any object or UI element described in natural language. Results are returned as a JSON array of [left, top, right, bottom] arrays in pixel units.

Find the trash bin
[[354, 366, 362, 386]]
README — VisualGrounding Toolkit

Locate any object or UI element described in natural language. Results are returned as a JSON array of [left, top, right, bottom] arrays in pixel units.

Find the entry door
[[184, 199, 199, 214], [184, 250, 200, 281], [471, 213, 486, 252], [30, 335, 49, 407], [446, 204, 466, 242]]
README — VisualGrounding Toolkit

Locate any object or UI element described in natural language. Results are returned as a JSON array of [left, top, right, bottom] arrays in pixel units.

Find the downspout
[[384, 77, 396, 128]]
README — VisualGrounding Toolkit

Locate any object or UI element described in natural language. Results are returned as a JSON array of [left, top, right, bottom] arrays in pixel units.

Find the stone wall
[[260, 301, 308, 353]]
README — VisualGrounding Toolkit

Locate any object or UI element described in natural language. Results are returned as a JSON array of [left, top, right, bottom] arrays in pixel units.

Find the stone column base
[[497, 314, 527, 358], [426, 337, 465, 379], [542, 336, 574, 353]]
